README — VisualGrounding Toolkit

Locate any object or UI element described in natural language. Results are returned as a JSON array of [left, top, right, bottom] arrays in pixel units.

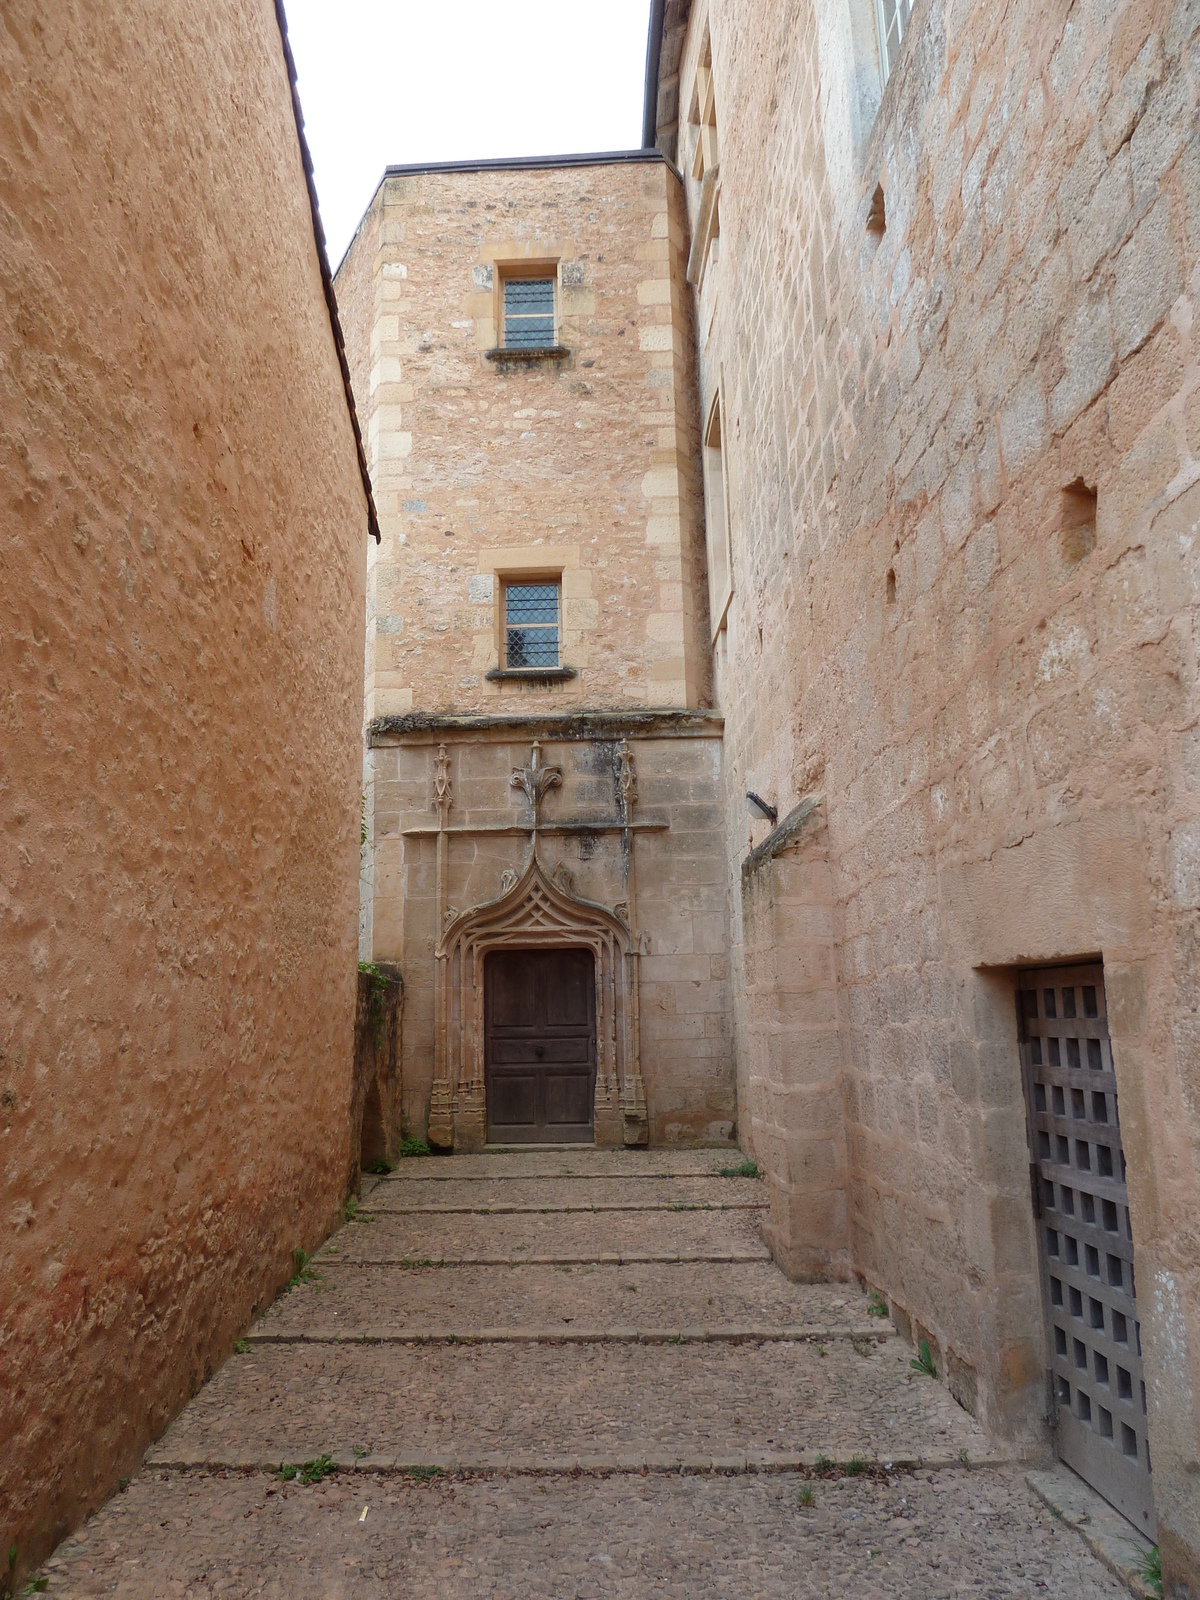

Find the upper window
[[503, 278, 556, 349], [702, 395, 733, 638], [689, 31, 719, 183], [875, 0, 912, 85], [686, 31, 721, 289], [504, 581, 560, 668]]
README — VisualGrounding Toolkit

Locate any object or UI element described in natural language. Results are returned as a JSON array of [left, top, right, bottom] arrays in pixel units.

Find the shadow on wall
[[352, 965, 403, 1181]]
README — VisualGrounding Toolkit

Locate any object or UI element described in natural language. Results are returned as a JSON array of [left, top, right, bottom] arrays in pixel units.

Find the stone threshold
[[1026, 1466, 1156, 1599], [359, 1200, 767, 1215], [316, 1249, 774, 1266], [373, 1168, 744, 1182], [245, 1324, 889, 1346], [144, 1450, 1011, 1477]]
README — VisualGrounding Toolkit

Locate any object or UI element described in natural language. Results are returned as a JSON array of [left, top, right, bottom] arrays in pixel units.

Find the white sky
[[284, 0, 653, 268]]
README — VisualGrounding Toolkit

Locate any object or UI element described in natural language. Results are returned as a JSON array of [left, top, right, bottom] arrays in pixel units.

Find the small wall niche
[[867, 183, 886, 239], [886, 566, 897, 604], [1059, 478, 1097, 566]]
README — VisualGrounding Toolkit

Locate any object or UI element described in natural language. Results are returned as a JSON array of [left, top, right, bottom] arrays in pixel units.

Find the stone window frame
[[684, 23, 721, 291], [484, 260, 571, 364], [874, 0, 913, 88], [702, 386, 733, 640], [484, 566, 578, 684]]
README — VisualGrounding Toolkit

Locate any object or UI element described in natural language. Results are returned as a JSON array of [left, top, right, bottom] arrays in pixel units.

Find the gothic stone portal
[[485, 947, 596, 1143]]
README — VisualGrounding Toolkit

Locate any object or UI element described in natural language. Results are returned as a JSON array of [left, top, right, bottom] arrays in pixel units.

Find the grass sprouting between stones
[[276, 1454, 337, 1485]]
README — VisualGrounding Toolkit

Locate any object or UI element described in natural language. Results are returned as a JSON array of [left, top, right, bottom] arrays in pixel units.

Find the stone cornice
[[368, 708, 724, 746]]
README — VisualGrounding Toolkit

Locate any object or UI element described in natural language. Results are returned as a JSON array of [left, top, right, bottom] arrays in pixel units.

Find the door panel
[[1020, 964, 1155, 1535], [485, 948, 596, 1145]]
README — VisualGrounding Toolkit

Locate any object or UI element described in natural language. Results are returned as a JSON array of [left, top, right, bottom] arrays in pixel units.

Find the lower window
[[504, 580, 560, 668]]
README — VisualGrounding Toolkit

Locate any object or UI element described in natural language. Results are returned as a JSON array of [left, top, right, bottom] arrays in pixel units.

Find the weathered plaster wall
[[0, 0, 369, 1575], [336, 157, 710, 721], [670, 0, 1200, 1578]]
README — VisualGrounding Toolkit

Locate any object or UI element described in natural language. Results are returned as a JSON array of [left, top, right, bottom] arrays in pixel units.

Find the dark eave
[[642, 0, 668, 148], [271, 0, 380, 542], [383, 150, 664, 178]]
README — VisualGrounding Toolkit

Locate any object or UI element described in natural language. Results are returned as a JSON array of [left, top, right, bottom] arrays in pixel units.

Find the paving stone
[[37, 1467, 1129, 1598], [318, 1205, 769, 1263], [368, 1174, 765, 1209], [255, 1260, 878, 1337], [146, 1338, 994, 1467]]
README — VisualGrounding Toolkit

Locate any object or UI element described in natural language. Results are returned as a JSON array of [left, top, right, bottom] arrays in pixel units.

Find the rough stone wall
[[335, 158, 711, 722], [671, 0, 1200, 1578], [371, 723, 734, 1145], [0, 0, 369, 1576]]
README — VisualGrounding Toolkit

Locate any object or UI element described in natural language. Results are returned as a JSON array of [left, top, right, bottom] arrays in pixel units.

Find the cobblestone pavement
[[37, 1151, 1129, 1596]]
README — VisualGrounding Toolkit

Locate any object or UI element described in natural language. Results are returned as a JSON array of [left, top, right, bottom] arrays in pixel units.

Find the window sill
[[485, 666, 578, 683], [484, 345, 571, 365]]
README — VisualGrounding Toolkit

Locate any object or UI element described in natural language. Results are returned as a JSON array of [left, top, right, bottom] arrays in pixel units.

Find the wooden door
[[485, 948, 596, 1144], [1020, 964, 1155, 1535]]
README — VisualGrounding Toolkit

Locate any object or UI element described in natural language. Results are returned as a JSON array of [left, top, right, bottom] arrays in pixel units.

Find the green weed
[[234, 1340, 250, 1354], [718, 1158, 760, 1178], [798, 1485, 815, 1508], [21, 1580, 48, 1595], [286, 1248, 323, 1293], [867, 1290, 888, 1318], [845, 1456, 866, 1477], [814, 1453, 833, 1472], [277, 1454, 337, 1485], [910, 1339, 938, 1379], [399, 1257, 434, 1269], [345, 1197, 359, 1223], [1140, 1546, 1162, 1597], [401, 1136, 432, 1158], [368, 1159, 395, 1175], [402, 1465, 443, 1481]]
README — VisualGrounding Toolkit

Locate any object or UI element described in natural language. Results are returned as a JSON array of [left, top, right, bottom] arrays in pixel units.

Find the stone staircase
[[35, 1151, 1132, 1598]]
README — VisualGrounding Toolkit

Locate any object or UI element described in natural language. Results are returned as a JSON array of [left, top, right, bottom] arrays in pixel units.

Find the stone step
[[378, 1148, 741, 1181], [260, 1260, 876, 1338], [146, 1338, 994, 1472], [38, 1465, 1127, 1600], [320, 1206, 769, 1265], [249, 1327, 887, 1346], [364, 1200, 765, 1216], [365, 1174, 764, 1210]]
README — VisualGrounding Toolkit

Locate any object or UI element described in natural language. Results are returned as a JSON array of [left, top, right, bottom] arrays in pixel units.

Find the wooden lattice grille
[[1020, 963, 1155, 1533]]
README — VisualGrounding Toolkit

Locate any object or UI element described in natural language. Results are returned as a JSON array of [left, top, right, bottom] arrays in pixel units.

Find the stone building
[[1, 0, 375, 1579], [649, 0, 1200, 1586], [337, 156, 736, 1149], [343, 0, 1200, 1586]]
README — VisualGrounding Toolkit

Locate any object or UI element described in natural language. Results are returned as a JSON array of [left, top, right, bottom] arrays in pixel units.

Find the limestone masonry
[[339, 0, 1200, 1587]]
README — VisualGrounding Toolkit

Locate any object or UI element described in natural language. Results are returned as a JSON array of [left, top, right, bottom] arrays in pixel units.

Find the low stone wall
[[352, 967, 404, 1179]]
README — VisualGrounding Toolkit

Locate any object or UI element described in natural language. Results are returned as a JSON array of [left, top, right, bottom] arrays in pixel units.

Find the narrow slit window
[[875, 0, 913, 84], [504, 582, 560, 669], [503, 278, 556, 349]]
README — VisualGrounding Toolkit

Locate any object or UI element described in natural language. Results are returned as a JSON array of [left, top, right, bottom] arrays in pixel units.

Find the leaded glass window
[[875, 0, 913, 85], [503, 278, 556, 349], [504, 582, 559, 668]]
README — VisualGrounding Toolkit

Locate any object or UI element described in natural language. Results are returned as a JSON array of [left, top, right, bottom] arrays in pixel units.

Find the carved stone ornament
[[616, 738, 637, 813], [433, 742, 453, 817], [551, 862, 575, 893], [499, 868, 519, 894], [511, 739, 562, 824]]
